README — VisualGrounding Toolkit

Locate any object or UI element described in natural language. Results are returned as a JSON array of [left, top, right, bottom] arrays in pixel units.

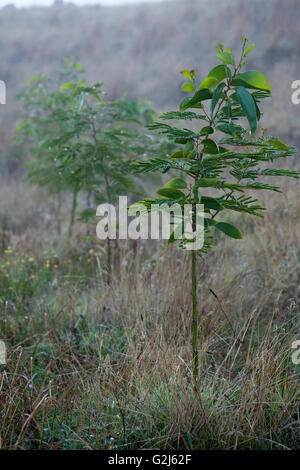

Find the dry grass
[[0, 171, 299, 450]]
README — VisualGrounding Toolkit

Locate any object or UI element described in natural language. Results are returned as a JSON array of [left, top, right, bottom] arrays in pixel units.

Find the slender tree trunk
[[68, 190, 78, 239], [104, 177, 112, 285], [86, 190, 92, 236], [191, 250, 198, 381], [107, 237, 112, 284], [57, 190, 62, 236]]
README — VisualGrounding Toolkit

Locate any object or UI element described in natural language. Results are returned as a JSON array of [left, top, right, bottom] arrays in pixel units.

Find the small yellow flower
[[28, 257, 34, 263]]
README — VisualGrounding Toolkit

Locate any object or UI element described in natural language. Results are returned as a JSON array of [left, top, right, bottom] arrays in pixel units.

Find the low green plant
[[134, 37, 299, 380]]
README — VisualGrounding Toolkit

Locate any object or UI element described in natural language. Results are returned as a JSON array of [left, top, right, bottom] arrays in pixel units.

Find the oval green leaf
[[201, 196, 223, 211], [195, 177, 219, 188], [210, 82, 226, 118], [156, 188, 186, 199], [208, 64, 231, 82], [165, 177, 187, 189], [215, 222, 242, 239], [200, 77, 219, 91], [184, 89, 212, 109], [182, 82, 195, 92], [202, 138, 219, 154], [236, 86, 257, 134], [233, 70, 271, 91], [216, 51, 235, 66]]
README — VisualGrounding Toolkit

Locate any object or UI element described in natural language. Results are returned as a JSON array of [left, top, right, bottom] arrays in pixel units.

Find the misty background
[[0, 1, 165, 7], [0, 0, 300, 164]]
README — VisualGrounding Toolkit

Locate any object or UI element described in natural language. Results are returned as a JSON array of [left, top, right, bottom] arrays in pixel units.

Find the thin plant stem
[[68, 190, 78, 239], [191, 249, 198, 381]]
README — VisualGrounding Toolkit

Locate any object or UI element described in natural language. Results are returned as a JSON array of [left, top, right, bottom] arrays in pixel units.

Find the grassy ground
[[0, 175, 299, 450]]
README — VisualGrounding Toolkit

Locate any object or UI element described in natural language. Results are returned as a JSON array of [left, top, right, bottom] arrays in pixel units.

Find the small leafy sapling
[[134, 37, 299, 381], [16, 59, 163, 281], [15, 59, 85, 236]]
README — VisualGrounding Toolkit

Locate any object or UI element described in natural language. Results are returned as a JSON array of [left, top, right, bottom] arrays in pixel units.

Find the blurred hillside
[[1, 0, 300, 157]]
